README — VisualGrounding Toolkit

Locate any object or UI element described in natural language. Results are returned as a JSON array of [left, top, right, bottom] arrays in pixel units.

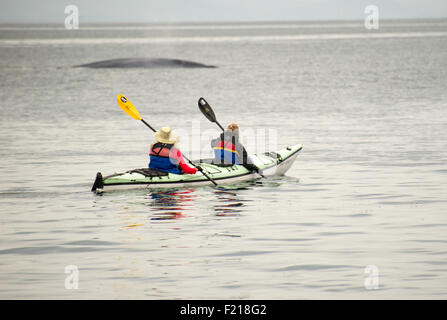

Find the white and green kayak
[[91, 144, 302, 192]]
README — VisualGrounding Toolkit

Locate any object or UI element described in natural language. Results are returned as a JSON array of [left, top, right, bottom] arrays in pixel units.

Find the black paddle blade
[[198, 97, 217, 123]]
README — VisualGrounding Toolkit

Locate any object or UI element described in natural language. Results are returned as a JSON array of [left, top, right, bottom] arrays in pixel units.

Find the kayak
[[91, 144, 302, 192]]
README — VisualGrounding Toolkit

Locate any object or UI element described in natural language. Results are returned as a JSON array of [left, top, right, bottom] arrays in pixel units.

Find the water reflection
[[140, 176, 292, 220], [212, 176, 294, 216], [213, 189, 248, 216], [147, 188, 196, 220]]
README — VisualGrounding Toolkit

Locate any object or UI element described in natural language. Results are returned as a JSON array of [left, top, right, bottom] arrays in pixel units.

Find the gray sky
[[1, 0, 446, 23]]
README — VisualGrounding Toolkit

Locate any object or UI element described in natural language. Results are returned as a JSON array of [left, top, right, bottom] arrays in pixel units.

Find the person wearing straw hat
[[149, 126, 198, 174]]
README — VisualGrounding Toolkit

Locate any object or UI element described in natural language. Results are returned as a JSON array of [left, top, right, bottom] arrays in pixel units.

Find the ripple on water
[[0, 246, 110, 255], [273, 264, 355, 272]]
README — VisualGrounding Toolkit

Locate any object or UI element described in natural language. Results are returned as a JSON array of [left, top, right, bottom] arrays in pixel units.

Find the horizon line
[[1, 17, 447, 26]]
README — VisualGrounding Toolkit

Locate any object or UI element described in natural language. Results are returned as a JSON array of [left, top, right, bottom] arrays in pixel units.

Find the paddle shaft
[[141, 118, 218, 186], [215, 121, 225, 132], [141, 119, 156, 132]]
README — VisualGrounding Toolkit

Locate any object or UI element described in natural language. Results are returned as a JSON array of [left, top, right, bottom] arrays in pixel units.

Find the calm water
[[0, 20, 447, 299]]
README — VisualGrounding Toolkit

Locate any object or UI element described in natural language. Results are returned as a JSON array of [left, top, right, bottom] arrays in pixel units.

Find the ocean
[[0, 19, 446, 299]]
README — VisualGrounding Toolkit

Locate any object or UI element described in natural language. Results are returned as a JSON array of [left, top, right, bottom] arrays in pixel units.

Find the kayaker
[[149, 127, 198, 174], [211, 123, 250, 165], [211, 123, 262, 174]]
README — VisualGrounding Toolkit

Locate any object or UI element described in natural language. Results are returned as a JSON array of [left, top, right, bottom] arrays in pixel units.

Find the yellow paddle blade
[[117, 94, 142, 120]]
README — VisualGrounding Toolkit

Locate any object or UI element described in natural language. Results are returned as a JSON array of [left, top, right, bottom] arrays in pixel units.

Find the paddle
[[117, 94, 218, 186], [198, 97, 225, 132], [197, 97, 264, 177]]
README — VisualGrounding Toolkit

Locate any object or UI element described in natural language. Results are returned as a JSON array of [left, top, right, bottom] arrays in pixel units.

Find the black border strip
[[0, 300, 443, 318]]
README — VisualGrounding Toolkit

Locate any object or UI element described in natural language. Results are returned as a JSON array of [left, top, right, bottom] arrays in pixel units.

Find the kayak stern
[[91, 172, 104, 192]]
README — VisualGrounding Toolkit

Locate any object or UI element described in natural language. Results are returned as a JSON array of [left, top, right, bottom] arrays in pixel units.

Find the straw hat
[[155, 126, 178, 144]]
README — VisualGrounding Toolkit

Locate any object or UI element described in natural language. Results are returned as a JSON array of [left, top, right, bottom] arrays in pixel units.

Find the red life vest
[[149, 143, 182, 174]]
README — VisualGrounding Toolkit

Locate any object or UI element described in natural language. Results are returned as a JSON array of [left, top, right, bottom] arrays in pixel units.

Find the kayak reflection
[[145, 177, 293, 220], [212, 176, 295, 216], [148, 188, 196, 220], [213, 189, 250, 216]]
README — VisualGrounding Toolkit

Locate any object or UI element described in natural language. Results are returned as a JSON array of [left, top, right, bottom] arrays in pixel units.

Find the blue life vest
[[149, 143, 182, 174], [212, 138, 241, 165]]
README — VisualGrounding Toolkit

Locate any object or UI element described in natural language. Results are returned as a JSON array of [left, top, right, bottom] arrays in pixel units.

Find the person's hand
[[195, 165, 203, 172]]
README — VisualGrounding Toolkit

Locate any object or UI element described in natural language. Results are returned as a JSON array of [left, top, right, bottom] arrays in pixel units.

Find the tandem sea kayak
[[91, 144, 302, 192]]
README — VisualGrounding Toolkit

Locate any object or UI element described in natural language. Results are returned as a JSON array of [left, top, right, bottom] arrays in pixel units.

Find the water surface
[[0, 20, 446, 299]]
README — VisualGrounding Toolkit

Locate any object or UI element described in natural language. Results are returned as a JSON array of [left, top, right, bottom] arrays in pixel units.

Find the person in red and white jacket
[[149, 127, 197, 174]]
